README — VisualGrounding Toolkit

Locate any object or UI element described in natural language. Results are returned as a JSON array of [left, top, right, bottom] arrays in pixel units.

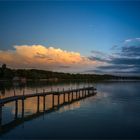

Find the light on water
[[1, 81, 140, 139]]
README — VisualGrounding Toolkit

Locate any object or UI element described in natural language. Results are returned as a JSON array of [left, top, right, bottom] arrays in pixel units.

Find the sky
[[0, 0, 140, 75]]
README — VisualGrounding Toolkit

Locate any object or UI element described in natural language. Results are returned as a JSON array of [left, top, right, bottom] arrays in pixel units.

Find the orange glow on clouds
[[0, 45, 104, 72]]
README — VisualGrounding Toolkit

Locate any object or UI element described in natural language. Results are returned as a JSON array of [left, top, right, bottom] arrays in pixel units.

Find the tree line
[[0, 64, 140, 81]]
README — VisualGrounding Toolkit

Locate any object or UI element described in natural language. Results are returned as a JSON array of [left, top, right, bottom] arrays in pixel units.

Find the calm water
[[1, 81, 140, 139]]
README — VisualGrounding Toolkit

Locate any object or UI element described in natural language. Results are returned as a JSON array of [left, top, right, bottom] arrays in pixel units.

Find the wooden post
[[37, 96, 40, 112], [58, 94, 60, 106], [69, 88, 71, 102], [82, 90, 84, 98], [92, 89, 94, 95], [79, 90, 81, 98], [89, 89, 90, 95], [22, 99, 24, 118], [63, 88, 65, 103], [63, 93, 65, 103], [43, 96, 45, 111], [83, 90, 85, 97], [15, 100, 18, 119], [85, 89, 86, 97], [88, 88, 90, 95], [72, 91, 74, 100], [76, 91, 77, 99], [52, 94, 54, 107]]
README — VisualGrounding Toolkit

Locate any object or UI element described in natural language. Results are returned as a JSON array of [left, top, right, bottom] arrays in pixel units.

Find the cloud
[[124, 38, 140, 44], [89, 50, 111, 62], [124, 39, 133, 43], [0, 45, 102, 72], [89, 38, 140, 75]]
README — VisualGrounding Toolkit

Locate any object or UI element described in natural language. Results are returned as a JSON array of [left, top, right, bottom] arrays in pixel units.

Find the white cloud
[[124, 37, 140, 44], [124, 39, 133, 43]]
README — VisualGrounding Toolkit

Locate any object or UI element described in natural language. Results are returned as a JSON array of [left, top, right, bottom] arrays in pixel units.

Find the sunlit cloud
[[0, 45, 103, 72]]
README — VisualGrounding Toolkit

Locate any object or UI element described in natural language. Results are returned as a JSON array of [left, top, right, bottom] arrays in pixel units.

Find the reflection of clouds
[[96, 82, 140, 118], [96, 91, 109, 98], [59, 102, 81, 113]]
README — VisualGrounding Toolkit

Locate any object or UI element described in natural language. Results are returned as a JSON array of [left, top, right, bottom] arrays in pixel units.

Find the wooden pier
[[0, 86, 97, 134]]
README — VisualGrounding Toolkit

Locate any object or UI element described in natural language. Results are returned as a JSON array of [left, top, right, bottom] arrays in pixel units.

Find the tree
[[1, 64, 7, 79]]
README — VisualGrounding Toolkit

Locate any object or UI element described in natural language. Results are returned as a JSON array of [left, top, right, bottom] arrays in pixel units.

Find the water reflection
[[1, 81, 140, 139]]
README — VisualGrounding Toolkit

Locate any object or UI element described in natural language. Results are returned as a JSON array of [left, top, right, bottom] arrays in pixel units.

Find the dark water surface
[[1, 81, 140, 139]]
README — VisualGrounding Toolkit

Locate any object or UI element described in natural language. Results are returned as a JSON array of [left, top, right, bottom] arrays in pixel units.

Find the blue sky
[[0, 1, 140, 74]]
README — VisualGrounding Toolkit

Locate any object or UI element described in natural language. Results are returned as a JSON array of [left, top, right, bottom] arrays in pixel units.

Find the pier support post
[[22, 99, 24, 118], [15, 100, 18, 119], [89, 90, 91, 96], [72, 92, 73, 101], [37, 96, 40, 112], [79, 90, 81, 98], [63, 88, 65, 103], [57, 94, 60, 106], [52, 94, 54, 108], [78, 91, 79, 99], [92, 89, 94, 95], [43, 96, 45, 111], [63, 93, 65, 103]]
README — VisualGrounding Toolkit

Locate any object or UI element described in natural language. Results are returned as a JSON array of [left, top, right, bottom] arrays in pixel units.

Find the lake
[[0, 81, 140, 139]]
